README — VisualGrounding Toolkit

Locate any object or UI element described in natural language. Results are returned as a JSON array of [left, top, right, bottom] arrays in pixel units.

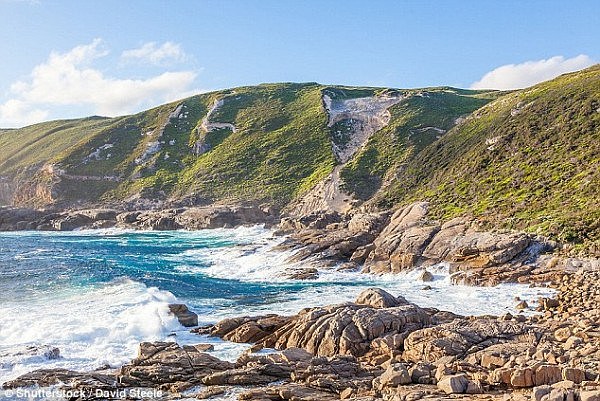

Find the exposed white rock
[[287, 93, 403, 216], [135, 104, 183, 165], [200, 98, 237, 134], [84, 143, 114, 163]]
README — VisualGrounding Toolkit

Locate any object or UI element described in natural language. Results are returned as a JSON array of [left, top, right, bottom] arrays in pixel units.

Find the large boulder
[[355, 288, 408, 309], [168, 304, 198, 327], [260, 295, 431, 357], [118, 342, 233, 387], [403, 319, 541, 363]]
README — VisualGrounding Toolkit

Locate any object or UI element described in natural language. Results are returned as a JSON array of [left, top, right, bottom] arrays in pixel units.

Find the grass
[[379, 65, 600, 253], [1, 68, 598, 255]]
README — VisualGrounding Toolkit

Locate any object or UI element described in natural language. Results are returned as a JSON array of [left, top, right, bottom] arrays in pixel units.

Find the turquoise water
[[0, 227, 555, 384]]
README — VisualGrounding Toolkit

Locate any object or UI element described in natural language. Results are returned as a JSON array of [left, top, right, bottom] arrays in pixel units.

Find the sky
[[0, 0, 598, 128]]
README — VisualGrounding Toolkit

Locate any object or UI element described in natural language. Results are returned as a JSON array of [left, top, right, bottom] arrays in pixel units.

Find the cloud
[[470, 55, 596, 90], [0, 39, 198, 127], [121, 41, 187, 65], [0, 99, 48, 126]]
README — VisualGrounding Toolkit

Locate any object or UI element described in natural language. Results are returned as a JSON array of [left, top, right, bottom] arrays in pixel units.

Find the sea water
[[0, 227, 555, 385]]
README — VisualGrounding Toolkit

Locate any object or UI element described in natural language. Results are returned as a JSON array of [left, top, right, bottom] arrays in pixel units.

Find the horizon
[[1, 0, 599, 127]]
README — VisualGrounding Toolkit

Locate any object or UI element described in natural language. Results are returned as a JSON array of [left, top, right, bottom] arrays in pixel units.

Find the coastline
[[1, 203, 599, 400]]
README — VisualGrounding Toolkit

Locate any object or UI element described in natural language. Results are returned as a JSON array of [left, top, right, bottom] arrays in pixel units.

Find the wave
[[0, 278, 183, 383], [0, 226, 557, 386]]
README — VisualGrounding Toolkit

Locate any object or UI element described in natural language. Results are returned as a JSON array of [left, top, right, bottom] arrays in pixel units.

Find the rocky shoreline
[[0, 204, 278, 232], [1, 201, 599, 400], [2, 272, 599, 400]]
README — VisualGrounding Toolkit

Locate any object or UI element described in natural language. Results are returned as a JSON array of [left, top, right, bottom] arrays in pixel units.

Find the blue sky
[[1, 0, 598, 127]]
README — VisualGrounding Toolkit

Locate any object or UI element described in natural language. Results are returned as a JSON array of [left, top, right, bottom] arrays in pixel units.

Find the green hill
[[1, 66, 598, 252], [379, 65, 600, 251], [0, 82, 496, 208]]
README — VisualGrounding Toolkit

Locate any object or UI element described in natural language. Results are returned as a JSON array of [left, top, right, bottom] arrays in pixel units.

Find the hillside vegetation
[[380, 65, 600, 251], [0, 82, 493, 208], [0, 66, 598, 251]]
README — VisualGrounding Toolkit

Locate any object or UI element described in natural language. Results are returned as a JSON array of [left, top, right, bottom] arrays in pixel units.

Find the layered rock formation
[[5, 280, 598, 400], [277, 201, 575, 286]]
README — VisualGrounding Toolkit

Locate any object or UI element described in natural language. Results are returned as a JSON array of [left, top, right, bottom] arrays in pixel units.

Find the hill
[[0, 66, 598, 251], [0, 83, 497, 208], [379, 65, 600, 251]]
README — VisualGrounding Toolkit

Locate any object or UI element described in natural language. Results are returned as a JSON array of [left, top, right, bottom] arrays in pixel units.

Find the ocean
[[0, 226, 555, 386]]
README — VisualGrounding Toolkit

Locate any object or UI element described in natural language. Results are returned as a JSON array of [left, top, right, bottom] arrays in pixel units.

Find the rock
[[561, 367, 585, 383], [290, 354, 373, 393], [279, 211, 342, 231], [532, 385, 552, 401], [194, 344, 215, 352], [239, 383, 338, 401], [2, 368, 116, 391], [118, 342, 233, 387], [419, 270, 434, 282], [466, 379, 483, 394], [261, 299, 431, 357], [197, 315, 291, 344], [511, 367, 535, 387], [564, 336, 582, 349], [195, 386, 227, 399], [168, 304, 198, 327], [347, 212, 389, 234], [437, 374, 469, 394], [580, 391, 600, 401], [363, 202, 440, 274], [377, 364, 411, 388], [554, 327, 571, 342], [517, 300, 529, 309], [202, 367, 280, 385], [409, 362, 435, 384], [285, 268, 319, 280], [355, 288, 407, 308], [552, 380, 575, 389], [539, 297, 560, 310], [3, 345, 61, 360], [176, 205, 275, 229], [403, 319, 540, 363], [544, 388, 575, 401], [53, 213, 93, 231], [534, 365, 563, 386], [78, 209, 118, 221]]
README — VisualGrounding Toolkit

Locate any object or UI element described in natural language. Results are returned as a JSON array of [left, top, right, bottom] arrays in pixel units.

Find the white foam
[[0, 226, 557, 387], [192, 234, 556, 317], [0, 279, 184, 383]]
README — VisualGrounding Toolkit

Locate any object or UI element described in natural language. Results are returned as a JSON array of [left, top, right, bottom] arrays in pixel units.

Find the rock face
[[403, 319, 541, 363], [168, 303, 198, 327], [118, 342, 234, 388], [280, 201, 567, 286], [360, 203, 552, 286]]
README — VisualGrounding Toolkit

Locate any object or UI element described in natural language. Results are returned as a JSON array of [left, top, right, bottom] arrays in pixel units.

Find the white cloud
[[0, 99, 48, 126], [0, 39, 198, 127], [470, 55, 596, 90], [121, 41, 187, 65]]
